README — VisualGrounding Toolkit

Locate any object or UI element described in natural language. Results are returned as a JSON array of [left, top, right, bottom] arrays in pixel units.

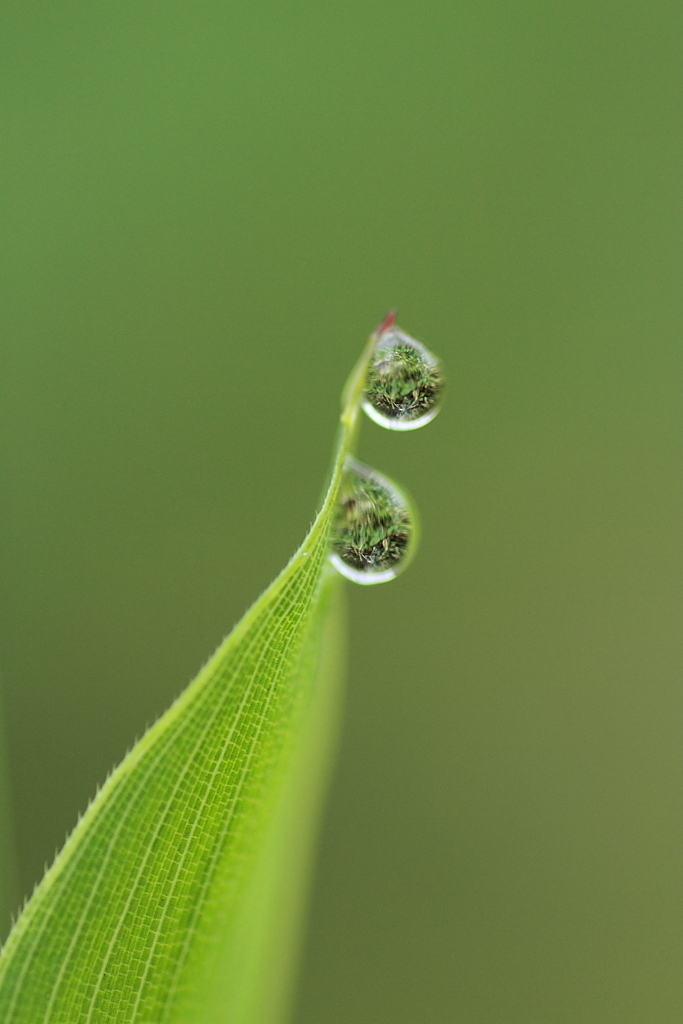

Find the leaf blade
[[0, 331, 376, 1024]]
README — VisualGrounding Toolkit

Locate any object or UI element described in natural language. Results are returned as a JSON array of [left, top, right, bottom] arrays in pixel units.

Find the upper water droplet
[[329, 458, 417, 585], [362, 327, 445, 430]]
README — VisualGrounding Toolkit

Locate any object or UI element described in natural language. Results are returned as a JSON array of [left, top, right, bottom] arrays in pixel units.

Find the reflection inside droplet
[[362, 327, 445, 430], [329, 458, 417, 585]]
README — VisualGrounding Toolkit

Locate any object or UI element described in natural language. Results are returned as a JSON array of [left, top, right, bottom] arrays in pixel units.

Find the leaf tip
[[376, 309, 396, 336]]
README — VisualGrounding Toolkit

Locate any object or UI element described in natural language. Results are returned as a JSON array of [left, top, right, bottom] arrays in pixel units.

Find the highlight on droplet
[[329, 457, 418, 585]]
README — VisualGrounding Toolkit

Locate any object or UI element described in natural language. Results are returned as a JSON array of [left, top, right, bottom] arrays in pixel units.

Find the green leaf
[[0, 330, 379, 1024]]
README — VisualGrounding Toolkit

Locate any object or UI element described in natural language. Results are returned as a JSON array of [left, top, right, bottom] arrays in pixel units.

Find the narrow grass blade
[[0, 330, 378, 1024]]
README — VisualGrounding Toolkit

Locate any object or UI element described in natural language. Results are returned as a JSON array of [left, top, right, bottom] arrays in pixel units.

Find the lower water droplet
[[362, 327, 445, 430], [329, 458, 417, 585]]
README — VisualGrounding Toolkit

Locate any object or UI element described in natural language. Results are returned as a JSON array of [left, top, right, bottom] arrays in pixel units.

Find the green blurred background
[[1, 1, 681, 1020]]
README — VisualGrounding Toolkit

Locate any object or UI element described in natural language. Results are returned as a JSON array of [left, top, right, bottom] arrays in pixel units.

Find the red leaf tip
[[376, 310, 396, 336]]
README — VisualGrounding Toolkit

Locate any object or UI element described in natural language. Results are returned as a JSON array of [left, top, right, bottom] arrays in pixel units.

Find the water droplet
[[329, 458, 417, 585], [362, 327, 444, 430]]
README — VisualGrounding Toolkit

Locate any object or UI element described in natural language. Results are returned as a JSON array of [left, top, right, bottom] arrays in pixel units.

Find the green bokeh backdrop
[[1, 1, 681, 1021]]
